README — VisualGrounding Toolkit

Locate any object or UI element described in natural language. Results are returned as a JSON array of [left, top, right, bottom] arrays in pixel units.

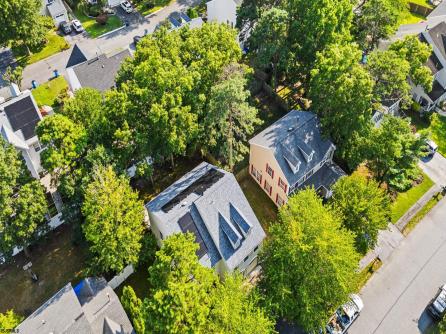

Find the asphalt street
[[20, 0, 200, 89], [349, 196, 446, 334]]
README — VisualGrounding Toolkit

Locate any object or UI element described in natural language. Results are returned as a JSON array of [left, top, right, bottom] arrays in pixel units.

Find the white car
[[71, 19, 84, 33], [120, 1, 133, 13], [325, 294, 364, 334]]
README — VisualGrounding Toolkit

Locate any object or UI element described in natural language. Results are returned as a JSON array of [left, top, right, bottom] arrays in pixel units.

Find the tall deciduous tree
[[205, 64, 262, 170], [121, 286, 145, 334], [310, 43, 374, 169], [37, 114, 88, 174], [82, 166, 145, 273], [331, 174, 391, 253], [389, 35, 433, 92], [248, 8, 290, 88], [367, 115, 427, 190], [259, 189, 360, 332], [0, 0, 49, 51], [287, 0, 353, 76], [354, 0, 407, 50]]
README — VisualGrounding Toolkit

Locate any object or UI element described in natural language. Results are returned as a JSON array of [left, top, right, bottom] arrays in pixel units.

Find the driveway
[[419, 152, 446, 186], [349, 197, 446, 334]]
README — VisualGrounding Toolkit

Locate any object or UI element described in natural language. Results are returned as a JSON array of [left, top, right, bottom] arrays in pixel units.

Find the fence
[[108, 264, 135, 289], [408, 2, 433, 17]]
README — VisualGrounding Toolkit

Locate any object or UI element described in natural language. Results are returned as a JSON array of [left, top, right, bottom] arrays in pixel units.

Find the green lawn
[[136, 3, 164, 16], [356, 258, 382, 290], [0, 224, 87, 315], [399, 0, 433, 25], [403, 193, 444, 236], [13, 30, 69, 66], [236, 168, 278, 233], [391, 171, 434, 223], [74, 10, 123, 38], [32, 76, 68, 107], [428, 113, 446, 156]]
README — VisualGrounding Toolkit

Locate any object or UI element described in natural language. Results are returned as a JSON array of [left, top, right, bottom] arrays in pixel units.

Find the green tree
[[0, 0, 49, 52], [0, 309, 23, 333], [121, 286, 145, 334], [36, 114, 88, 173], [2, 66, 23, 88], [287, 0, 353, 76], [354, 0, 407, 50], [82, 166, 145, 273], [248, 8, 290, 88], [208, 273, 276, 334], [368, 49, 412, 105], [205, 64, 262, 170], [389, 35, 433, 92], [259, 189, 359, 332], [439, 317, 446, 334], [145, 233, 218, 333], [331, 174, 391, 253], [367, 115, 427, 190], [310, 43, 374, 169]]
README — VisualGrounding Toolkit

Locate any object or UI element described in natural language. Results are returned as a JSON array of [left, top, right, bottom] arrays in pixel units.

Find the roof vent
[[181, 201, 188, 207], [288, 127, 293, 132]]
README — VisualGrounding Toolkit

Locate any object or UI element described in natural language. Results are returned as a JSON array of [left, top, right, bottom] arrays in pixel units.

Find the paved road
[[21, 0, 199, 89], [349, 197, 446, 334], [420, 153, 446, 186]]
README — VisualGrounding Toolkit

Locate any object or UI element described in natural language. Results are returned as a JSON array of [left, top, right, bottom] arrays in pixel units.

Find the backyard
[[399, 0, 433, 25], [13, 30, 69, 66], [32, 76, 68, 108], [0, 224, 87, 316], [74, 9, 123, 38]]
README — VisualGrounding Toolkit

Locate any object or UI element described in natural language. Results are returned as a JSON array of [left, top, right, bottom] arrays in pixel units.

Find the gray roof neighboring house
[[147, 162, 266, 271], [46, 0, 67, 18], [67, 44, 88, 68], [67, 49, 131, 92], [426, 21, 446, 61], [16, 277, 134, 334], [249, 110, 335, 187]]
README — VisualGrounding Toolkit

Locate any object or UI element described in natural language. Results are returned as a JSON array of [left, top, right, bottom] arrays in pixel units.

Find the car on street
[[59, 21, 72, 35], [120, 0, 133, 13], [325, 295, 364, 334], [71, 19, 84, 33], [425, 139, 438, 157], [427, 284, 446, 321]]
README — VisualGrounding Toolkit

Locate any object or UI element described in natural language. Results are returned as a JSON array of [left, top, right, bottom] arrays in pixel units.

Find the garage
[[47, 0, 69, 26]]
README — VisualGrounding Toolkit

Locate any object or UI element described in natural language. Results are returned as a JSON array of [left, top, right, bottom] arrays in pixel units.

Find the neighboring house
[[66, 47, 131, 92], [412, 21, 446, 112], [249, 110, 345, 207], [16, 277, 135, 334], [206, 0, 238, 27], [88, 0, 122, 7], [42, 0, 69, 26], [0, 84, 44, 179], [168, 12, 204, 30], [371, 98, 401, 127], [147, 162, 266, 277]]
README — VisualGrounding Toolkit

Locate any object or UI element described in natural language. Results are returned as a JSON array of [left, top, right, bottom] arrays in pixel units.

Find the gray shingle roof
[[147, 162, 265, 271], [16, 277, 134, 334], [249, 110, 335, 187], [66, 44, 88, 68], [427, 21, 446, 61], [72, 49, 131, 92]]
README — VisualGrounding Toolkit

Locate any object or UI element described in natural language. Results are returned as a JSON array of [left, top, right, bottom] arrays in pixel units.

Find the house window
[[266, 163, 274, 179], [276, 194, 285, 207], [33, 141, 44, 152], [251, 165, 262, 184], [254, 246, 259, 252], [244, 255, 249, 262], [264, 180, 272, 196], [278, 178, 287, 193]]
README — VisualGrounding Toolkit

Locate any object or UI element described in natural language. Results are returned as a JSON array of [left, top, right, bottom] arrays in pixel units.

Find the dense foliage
[[259, 189, 359, 332], [0, 309, 23, 332]]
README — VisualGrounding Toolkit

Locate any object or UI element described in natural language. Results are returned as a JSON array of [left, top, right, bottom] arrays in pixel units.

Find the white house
[[42, 0, 69, 26], [206, 0, 238, 27], [87, 0, 122, 7], [0, 84, 44, 179], [412, 21, 446, 112]]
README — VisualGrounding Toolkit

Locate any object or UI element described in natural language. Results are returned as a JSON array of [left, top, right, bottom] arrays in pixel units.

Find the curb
[[97, 24, 127, 38], [144, 7, 165, 18]]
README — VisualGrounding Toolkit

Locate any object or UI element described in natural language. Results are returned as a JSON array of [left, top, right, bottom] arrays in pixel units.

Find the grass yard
[[356, 258, 382, 291], [74, 10, 123, 38], [236, 168, 278, 232], [399, 0, 433, 25], [428, 113, 446, 156], [136, 3, 164, 16], [403, 193, 444, 236], [391, 171, 434, 223], [32, 76, 68, 107], [116, 265, 151, 299], [0, 224, 87, 316], [13, 30, 69, 66]]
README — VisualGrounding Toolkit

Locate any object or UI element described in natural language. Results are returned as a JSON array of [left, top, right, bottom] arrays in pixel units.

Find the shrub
[[187, 7, 199, 18], [88, 4, 101, 17], [96, 14, 108, 25], [412, 101, 421, 113]]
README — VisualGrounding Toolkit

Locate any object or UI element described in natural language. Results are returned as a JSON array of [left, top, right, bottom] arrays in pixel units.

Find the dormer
[[230, 203, 252, 238], [282, 145, 301, 174], [219, 212, 242, 249]]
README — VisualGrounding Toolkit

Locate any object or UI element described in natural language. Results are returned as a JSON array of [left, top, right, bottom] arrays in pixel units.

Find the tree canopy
[[310, 43, 374, 169], [259, 189, 359, 332], [0, 309, 23, 332], [82, 166, 145, 273], [331, 174, 391, 253]]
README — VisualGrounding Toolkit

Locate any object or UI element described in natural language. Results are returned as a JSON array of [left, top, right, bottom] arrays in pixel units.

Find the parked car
[[425, 139, 438, 157], [59, 21, 72, 35], [325, 295, 364, 334], [120, 0, 133, 13], [427, 284, 446, 321], [71, 19, 84, 33]]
